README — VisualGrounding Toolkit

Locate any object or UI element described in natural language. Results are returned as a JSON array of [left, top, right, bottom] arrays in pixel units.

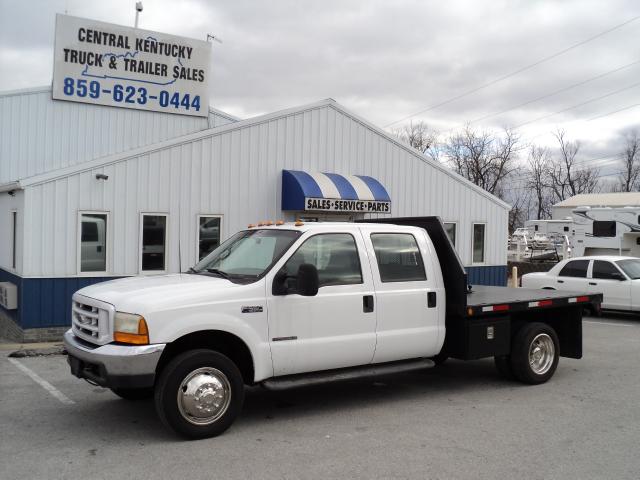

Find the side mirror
[[296, 263, 319, 296]]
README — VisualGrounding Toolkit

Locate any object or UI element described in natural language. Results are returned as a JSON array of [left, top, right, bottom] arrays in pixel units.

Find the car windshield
[[616, 259, 640, 279], [190, 229, 301, 281]]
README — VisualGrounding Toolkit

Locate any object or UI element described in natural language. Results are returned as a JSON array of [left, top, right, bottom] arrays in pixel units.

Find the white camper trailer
[[572, 206, 640, 257]]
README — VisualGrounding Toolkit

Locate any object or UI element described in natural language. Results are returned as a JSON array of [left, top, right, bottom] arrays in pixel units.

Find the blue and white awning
[[282, 170, 391, 213]]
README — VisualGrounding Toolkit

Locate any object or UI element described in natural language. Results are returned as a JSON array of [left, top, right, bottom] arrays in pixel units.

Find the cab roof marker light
[[275, 220, 285, 226]]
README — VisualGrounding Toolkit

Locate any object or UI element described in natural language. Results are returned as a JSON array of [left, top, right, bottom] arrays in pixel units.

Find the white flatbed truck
[[64, 217, 601, 438]]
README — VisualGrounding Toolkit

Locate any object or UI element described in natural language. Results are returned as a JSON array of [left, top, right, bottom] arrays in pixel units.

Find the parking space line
[[8, 358, 75, 405], [584, 320, 639, 328]]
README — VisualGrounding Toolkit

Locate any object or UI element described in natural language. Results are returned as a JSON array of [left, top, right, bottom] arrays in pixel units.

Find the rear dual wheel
[[495, 322, 559, 385]]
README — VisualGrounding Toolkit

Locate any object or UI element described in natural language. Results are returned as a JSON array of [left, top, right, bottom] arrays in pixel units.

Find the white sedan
[[522, 255, 640, 313]]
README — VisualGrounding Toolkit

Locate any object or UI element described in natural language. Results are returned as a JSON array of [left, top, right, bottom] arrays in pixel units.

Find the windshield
[[191, 229, 301, 280], [616, 259, 640, 279]]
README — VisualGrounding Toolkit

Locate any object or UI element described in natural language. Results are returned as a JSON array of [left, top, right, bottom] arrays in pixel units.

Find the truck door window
[[282, 233, 363, 287], [370, 233, 426, 282], [592, 261, 623, 280], [558, 260, 589, 278], [79, 212, 107, 273]]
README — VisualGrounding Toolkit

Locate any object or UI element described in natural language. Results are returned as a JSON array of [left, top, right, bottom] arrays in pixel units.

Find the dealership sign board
[[52, 14, 211, 117]]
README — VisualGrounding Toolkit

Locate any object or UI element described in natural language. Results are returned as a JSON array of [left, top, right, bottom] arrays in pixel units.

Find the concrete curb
[[1, 342, 67, 357]]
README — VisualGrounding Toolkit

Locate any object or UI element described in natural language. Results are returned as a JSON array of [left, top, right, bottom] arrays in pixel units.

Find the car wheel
[[154, 349, 244, 439], [429, 352, 449, 366], [510, 322, 559, 385]]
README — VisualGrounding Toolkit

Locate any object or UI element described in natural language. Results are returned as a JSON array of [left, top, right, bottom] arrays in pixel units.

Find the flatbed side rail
[[466, 293, 603, 318]]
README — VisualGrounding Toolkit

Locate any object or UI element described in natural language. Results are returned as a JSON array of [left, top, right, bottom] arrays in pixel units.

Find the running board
[[261, 358, 435, 391]]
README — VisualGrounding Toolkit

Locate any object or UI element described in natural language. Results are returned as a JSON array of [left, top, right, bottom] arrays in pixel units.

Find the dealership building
[[0, 85, 510, 340]]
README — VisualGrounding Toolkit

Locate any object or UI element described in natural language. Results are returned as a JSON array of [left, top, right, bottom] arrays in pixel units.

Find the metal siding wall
[[23, 103, 508, 279], [0, 90, 242, 184]]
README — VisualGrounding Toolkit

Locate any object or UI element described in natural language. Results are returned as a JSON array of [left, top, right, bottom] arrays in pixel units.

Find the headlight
[[114, 312, 149, 345]]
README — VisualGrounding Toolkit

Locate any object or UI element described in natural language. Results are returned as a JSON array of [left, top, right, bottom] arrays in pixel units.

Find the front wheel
[[510, 322, 559, 384], [154, 349, 244, 439]]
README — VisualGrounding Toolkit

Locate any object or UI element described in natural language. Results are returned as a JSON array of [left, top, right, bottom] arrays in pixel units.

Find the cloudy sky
[[1, 0, 639, 176]]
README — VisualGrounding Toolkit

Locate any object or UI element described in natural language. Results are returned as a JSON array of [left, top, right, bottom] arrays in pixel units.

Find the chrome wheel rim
[[177, 367, 232, 426], [529, 333, 554, 375]]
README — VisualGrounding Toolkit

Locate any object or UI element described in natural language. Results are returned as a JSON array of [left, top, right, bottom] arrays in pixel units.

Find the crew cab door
[[266, 231, 376, 376], [589, 260, 632, 310], [363, 229, 442, 363]]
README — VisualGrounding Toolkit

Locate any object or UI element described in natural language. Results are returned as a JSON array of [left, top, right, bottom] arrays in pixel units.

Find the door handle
[[427, 291, 437, 308], [589, 282, 597, 286], [363, 295, 374, 313], [557, 280, 564, 284]]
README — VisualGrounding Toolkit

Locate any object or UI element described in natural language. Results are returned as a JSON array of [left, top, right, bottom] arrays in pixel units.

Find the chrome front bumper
[[63, 329, 166, 389]]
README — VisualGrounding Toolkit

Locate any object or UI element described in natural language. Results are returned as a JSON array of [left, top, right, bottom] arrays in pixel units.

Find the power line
[[431, 59, 640, 139], [522, 102, 640, 144], [385, 15, 640, 128], [514, 81, 640, 129], [465, 59, 640, 126]]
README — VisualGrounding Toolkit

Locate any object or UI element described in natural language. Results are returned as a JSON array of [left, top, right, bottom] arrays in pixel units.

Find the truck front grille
[[71, 294, 114, 345]]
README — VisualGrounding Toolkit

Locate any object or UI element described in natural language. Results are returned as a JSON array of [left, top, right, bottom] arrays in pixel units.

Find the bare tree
[[526, 145, 552, 219], [548, 129, 600, 202], [616, 131, 640, 192], [508, 187, 532, 233], [392, 121, 438, 155], [442, 126, 521, 198]]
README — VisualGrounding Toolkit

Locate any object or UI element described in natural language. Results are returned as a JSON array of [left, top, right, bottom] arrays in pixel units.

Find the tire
[[494, 355, 515, 380], [510, 322, 559, 385], [111, 387, 154, 400], [429, 352, 449, 366], [154, 349, 245, 439]]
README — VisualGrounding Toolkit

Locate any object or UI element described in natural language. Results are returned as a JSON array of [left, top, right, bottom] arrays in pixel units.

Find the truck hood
[[76, 274, 251, 314]]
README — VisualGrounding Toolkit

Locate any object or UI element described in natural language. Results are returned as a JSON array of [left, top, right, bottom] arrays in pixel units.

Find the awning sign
[[305, 198, 391, 213], [282, 170, 392, 213], [52, 14, 211, 117]]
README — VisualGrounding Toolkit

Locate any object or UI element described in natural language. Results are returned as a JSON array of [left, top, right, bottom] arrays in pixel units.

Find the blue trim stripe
[[355, 175, 391, 201], [323, 173, 359, 199]]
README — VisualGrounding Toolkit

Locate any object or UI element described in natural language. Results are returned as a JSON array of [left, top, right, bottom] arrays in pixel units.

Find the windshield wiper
[[206, 268, 230, 279], [185, 267, 197, 274]]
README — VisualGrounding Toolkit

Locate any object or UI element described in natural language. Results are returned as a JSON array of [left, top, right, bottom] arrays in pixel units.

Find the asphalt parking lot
[[2, 314, 639, 480]]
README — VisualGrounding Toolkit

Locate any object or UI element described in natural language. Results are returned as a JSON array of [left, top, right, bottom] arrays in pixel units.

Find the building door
[[267, 231, 376, 376]]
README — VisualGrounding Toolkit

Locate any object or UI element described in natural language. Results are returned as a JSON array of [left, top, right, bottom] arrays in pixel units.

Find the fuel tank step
[[261, 358, 435, 391]]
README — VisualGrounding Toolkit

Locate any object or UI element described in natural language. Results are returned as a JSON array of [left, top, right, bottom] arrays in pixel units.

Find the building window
[[472, 223, 486, 264], [11, 211, 17, 270], [564, 226, 569, 232], [197, 215, 222, 261], [141, 214, 168, 272], [534, 224, 539, 231], [370, 233, 426, 283], [79, 212, 108, 273], [444, 222, 457, 247]]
